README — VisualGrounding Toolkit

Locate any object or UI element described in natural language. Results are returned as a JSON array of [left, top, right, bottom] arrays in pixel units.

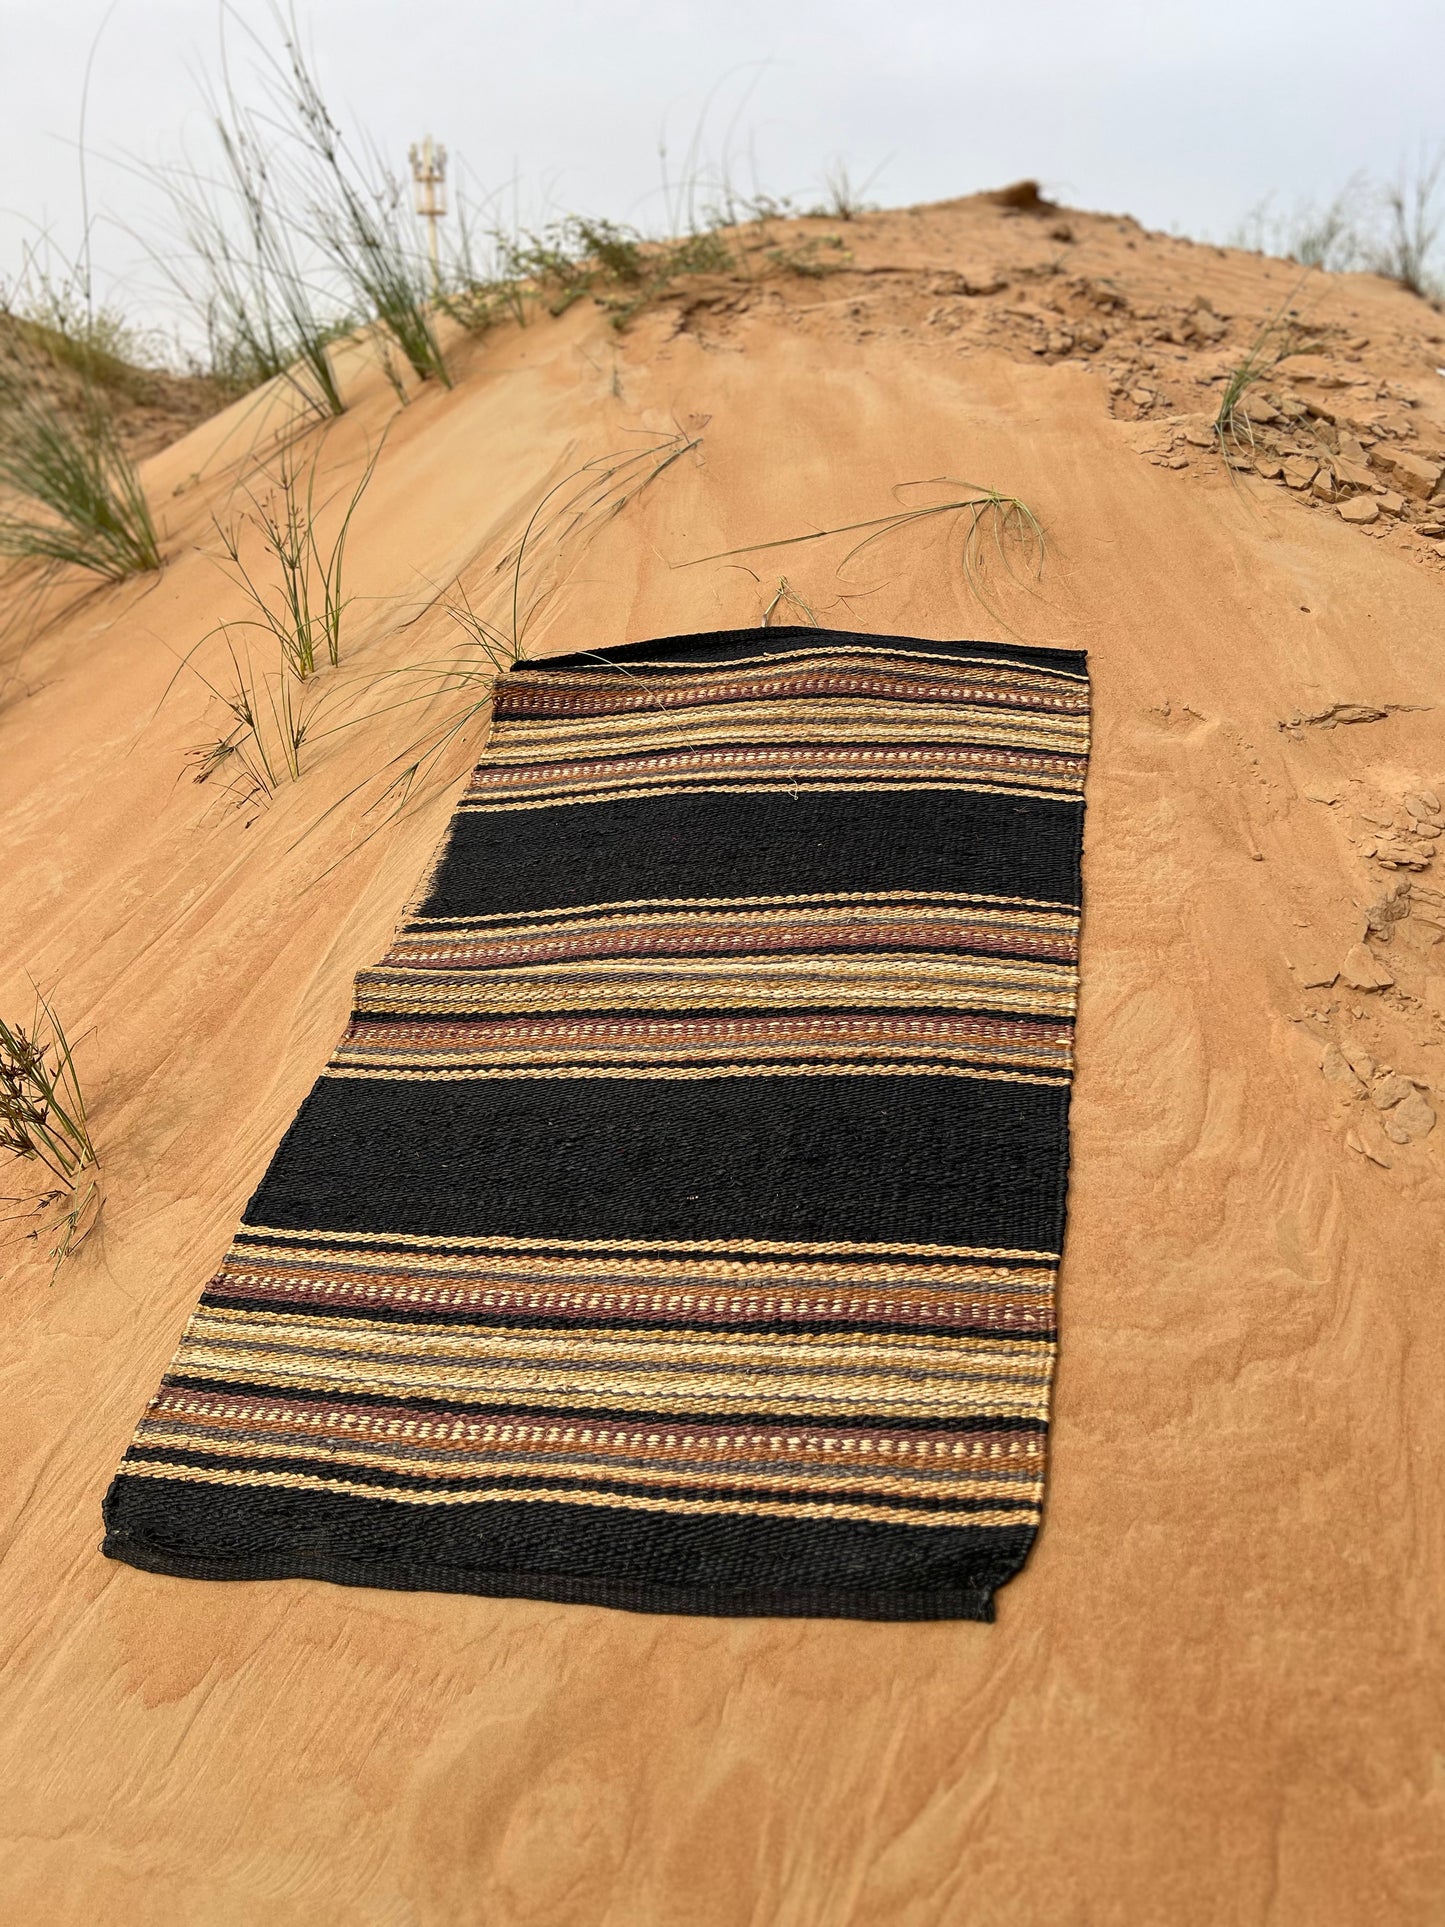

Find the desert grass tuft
[[261, 12, 450, 388], [157, 99, 350, 417], [0, 360, 160, 578], [1214, 283, 1316, 464], [211, 434, 382, 679], [811, 161, 882, 223], [1375, 152, 1445, 298], [761, 576, 820, 627], [177, 431, 379, 811], [186, 638, 321, 810], [0, 986, 100, 1270]]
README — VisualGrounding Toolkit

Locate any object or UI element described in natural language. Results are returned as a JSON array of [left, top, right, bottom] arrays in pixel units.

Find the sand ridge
[[0, 189, 1442, 1924]]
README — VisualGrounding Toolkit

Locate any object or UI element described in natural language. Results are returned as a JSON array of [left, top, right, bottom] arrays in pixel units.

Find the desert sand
[[1, 189, 1443, 1924]]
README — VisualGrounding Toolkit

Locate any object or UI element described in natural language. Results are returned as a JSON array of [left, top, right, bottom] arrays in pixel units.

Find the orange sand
[[2, 192, 1443, 1924]]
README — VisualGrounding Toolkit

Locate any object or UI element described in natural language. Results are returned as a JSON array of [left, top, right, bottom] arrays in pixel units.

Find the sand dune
[[2, 190, 1442, 1923]]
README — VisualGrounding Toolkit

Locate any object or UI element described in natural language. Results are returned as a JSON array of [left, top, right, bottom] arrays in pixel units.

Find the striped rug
[[103, 625, 1090, 1620]]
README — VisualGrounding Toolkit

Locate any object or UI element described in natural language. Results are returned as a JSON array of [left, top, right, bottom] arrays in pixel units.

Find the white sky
[[2, 0, 1443, 334]]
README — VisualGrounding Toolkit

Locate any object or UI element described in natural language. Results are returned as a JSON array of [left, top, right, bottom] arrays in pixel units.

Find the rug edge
[[98, 1531, 1000, 1623]]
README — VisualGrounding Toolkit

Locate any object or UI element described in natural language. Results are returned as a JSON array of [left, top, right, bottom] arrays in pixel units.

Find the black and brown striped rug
[[103, 625, 1090, 1620]]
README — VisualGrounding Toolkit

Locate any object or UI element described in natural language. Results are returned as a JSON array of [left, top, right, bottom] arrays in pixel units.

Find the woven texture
[[103, 625, 1090, 1620]]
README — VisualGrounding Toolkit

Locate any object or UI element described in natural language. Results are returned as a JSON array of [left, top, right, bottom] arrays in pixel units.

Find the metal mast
[[409, 136, 448, 294]]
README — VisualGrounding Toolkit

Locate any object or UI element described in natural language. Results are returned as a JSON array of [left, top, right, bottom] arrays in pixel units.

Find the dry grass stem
[[686, 478, 1045, 618]]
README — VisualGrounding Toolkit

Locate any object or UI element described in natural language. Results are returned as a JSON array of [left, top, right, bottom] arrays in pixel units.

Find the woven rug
[[103, 625, 1090, 1620]]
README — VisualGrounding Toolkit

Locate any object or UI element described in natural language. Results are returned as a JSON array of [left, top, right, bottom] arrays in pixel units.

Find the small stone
[[1339, 1039, 1377, 1081], [1308, 703, 1388, 728], [1374, 844, 1432, 870], [1181, 421, 1215, 448], [1394, 1091, 1436, 1140], [1338, 496, 1379, 524], [1322, 1044, 1363, 1092], [1405, 790, 1441, 817], [1340, 943, 1394, 990], [1371, 1072, 1414, 1109], [1339, 431, 1371, 464], [1346, 1127, 1392, 1168], [1129, 387, 1154, 408], [1332, 456, 1375, 490], [1377, 490, 1408, 516], [1283, 457, 1319, 490], [1371, 447, 1444, 499], [1256, 458, 1284, 480], [1312, 471, 1338, 502], [1380, 1112, 1411, 1145], [1300, 961, 1340, 987]]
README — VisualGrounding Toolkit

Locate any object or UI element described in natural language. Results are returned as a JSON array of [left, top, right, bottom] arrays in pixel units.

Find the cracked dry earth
[[0, 186, 1442, 1925]]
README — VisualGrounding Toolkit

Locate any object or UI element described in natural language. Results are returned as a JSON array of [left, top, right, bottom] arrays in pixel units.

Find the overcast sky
[[3, 0, 1443, 337]]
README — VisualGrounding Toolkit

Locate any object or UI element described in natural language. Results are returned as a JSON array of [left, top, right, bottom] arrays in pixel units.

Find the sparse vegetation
[[326, 431, 700, 824], [1, 248, 150, 394], [765, 234, 851, 279], [437, 210, 529, 337], [0, 987, 99, 1270], [502, 218, 733, 329], [1231, 185, 1369, 274], [1233, 154, 1444, 298]]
